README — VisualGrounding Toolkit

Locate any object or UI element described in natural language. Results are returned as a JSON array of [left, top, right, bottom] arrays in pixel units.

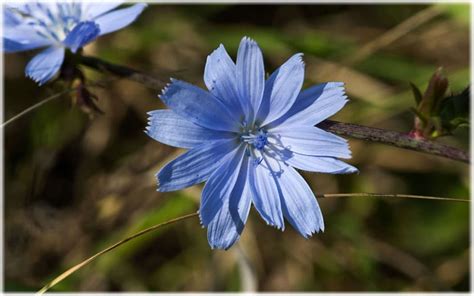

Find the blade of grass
[[36, 192, 467, 293], [37, 212, 198, 294], [346, 6, 442, 65], [2, 79, 112, 129], [2, 89, 73, 128], [318, 193, 468, 203]]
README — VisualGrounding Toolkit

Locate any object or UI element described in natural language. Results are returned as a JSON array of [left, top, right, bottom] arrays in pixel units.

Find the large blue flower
[[3, 2, 147, 85], [147, 37, 358, 250]]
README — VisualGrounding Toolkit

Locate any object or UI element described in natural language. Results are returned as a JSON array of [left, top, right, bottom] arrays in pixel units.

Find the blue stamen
[[252, 130, 268, 150]]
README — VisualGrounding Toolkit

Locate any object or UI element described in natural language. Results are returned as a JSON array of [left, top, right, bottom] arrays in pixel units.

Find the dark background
[[4, 4, 470, 292]]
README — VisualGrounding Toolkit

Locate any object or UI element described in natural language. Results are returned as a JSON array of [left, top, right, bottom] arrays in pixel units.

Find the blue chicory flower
[[146, 37, 358, 250], [3, 2, 147, 85]]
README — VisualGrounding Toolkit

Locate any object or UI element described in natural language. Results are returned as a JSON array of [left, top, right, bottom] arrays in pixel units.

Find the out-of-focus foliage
[[409, 68, 469, 139], [4, 4, 469, 292]]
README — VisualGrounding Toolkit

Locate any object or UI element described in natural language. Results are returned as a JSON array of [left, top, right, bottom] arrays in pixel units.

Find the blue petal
[[236, 37, 265, 119], [4, 3, 29, 15], [4, 8, 22, 27], [204, 44, 244, 118], [94, 3, 147, 36], [4, 38, 44, 53], [200, 145, 245, 226], [81, 2, 124, 19], [156, 139, 238, 192], [269, 126, 352, 159], [248, 154, 284, 229], [270, 82, 347, 128], [287, 154, 358, 174], [160, 79, 239, 132], [63, 21, 100, 53], [146, 109, 235, 149], [25, 46, 65, 85], [279, 166, 324, 237], [206, 154, 252, 250], [3, 27, 53, 53], [257, 53, 305, 125]]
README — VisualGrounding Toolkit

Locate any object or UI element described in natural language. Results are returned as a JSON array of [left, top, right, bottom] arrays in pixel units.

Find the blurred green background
[[4, 3, 470, 292]]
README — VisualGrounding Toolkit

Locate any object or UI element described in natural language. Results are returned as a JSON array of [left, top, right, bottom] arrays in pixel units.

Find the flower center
[[241, 129, 268, 151], [12, 3, 83, 43], [238, 120, 291, 167]]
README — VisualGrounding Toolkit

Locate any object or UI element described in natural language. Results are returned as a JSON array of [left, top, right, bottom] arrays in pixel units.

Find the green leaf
[[409, 82, 423, 105], [436, 4, 470, 26], [439, 87, 470, 131]]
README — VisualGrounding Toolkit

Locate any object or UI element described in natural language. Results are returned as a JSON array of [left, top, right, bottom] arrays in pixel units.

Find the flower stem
[[77, 55, 469, 164]]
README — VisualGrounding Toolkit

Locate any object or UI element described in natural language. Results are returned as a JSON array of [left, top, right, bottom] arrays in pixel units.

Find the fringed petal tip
[[156, 186, 169, 193], [157, 78, 175, 98], [238, 36, 263, 56], [263, 218, 285, 231], [198, 213, 206, 229], [300, 220, 325, 239], [208, 242, 234, 251], [25, 46, 65, 86], [288, 53, 305, 70], [303, 226, 325, 239], [25, 73, 46, 86], [155, 173, 162, 192], [241, 36, 253, 43], [25, 68, 53, 85], [328, 81, 347, 97], [275, 222, 285, 231], [323, 82, 347, 98], [293, 52, 305, 65], [26, 71, 52, 86]]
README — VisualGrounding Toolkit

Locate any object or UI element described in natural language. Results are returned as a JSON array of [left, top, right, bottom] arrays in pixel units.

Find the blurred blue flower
[[3, 2, 147, 85], [147, 37, 357, 250]]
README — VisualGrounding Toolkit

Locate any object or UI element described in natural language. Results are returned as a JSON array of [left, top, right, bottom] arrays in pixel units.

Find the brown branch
[[78, 55, 166, 90], [318, 120, 469, 164], [77, 55, 469, 164]]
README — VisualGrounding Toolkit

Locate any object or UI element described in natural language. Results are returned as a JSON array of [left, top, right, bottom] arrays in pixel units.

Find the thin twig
[[36, 191, 467, 293], [79, 55, 166, 90], [2, 89, 73, 128], [77, 55, 469, 164], [318, 120, 469, 164], [2, 79, 112, 129], [318, 192, 468, 203], [37, 212, 198, 294], [345, 6, 442, 65]]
